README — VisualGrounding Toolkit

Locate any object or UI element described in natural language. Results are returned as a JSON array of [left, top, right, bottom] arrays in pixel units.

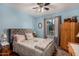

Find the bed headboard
[[8, 28, 33, 45], [10, 29, 32, 35]]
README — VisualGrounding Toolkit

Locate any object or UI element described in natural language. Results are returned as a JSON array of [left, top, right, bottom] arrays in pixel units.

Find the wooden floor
[[55, 48, 70, 56]]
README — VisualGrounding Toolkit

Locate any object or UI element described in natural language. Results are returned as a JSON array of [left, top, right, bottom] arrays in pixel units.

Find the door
[[44, 18, 55, 39]]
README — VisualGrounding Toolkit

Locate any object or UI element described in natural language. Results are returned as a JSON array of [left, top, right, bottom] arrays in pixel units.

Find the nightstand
[[0, 42, 11, 56], [0, 45, 11, 56]]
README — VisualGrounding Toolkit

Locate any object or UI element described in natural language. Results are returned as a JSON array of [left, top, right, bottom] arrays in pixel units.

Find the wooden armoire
[[60, 18, 79, 51]]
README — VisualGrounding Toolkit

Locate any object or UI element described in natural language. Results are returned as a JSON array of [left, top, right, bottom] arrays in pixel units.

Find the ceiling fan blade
[[44, 3, 50, 6], [32, 7, 38, 9], [44, 7, 49, 10], [37, 3, 42, 5]]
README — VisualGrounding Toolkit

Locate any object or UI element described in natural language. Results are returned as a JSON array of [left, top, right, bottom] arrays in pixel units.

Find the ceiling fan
[[32, 3, 50, 12]]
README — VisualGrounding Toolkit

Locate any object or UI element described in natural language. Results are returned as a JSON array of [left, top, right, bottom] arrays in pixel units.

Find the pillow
[[13, 34, 26, 42], [25, 33, 34, 40]]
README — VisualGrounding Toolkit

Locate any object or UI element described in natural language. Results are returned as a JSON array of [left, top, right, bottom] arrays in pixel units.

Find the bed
[[9, 29, 56, 56], [68, 43, 79, 56]]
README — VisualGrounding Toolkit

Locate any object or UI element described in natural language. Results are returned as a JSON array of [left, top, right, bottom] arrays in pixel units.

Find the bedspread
[[13, 38, 56, 56]]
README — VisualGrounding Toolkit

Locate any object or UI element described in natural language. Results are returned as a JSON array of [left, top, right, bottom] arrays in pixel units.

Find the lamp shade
[[2, 33, 7, 39], [76, 32, 79, 38]]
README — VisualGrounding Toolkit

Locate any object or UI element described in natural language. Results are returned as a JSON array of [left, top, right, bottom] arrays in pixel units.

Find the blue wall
[[0, 4, 79, 38], [0, 4, 35, 35], [34, 7, 79, 38], [33, 17, 45, 38]]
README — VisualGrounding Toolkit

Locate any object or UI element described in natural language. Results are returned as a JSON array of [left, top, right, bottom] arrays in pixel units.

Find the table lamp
[[76, 32, 79, 43], [1, 33, 9, 46], [76, 32, 79, 38], [1, 33, 7, 41]]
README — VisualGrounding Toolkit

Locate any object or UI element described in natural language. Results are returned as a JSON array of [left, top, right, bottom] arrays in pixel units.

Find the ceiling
[[8, 3, 79, 16]]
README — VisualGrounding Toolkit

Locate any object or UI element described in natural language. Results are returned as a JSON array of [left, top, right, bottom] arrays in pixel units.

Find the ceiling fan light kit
[[38, 7, 44, 12], [33, 3, 51, 12]]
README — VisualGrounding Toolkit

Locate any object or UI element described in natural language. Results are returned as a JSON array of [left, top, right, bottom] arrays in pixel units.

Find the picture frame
[[38, 23, 42, 29]]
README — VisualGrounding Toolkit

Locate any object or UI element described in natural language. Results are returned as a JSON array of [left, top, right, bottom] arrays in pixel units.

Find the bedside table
[[0, 42, 11, 56], [0, 45, 11, 56]]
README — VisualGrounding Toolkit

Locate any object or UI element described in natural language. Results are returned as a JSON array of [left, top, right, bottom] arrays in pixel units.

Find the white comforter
[[35, 39, 53, 51], [13, 38, 55, 56]]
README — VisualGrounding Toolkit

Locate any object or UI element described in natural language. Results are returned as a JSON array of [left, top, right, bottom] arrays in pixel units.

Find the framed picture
[[38, 23, 42, 29]]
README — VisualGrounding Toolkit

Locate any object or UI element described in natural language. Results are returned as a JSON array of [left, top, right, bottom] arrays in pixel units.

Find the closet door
[[60, 22, 71, 51], [60, 24, 66, 50]]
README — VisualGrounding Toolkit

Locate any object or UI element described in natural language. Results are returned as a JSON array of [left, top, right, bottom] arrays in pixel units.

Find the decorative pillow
[[13, 34, 26, 42], [25, 33, 34, 40]]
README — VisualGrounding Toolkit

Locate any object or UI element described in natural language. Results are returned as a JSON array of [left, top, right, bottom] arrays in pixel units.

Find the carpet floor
[[54, 48, 70, 56], [0, 48, 70, 56]]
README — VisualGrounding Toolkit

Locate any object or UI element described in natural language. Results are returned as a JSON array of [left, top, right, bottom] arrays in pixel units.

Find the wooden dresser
[[60, 19, 79, 51]]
